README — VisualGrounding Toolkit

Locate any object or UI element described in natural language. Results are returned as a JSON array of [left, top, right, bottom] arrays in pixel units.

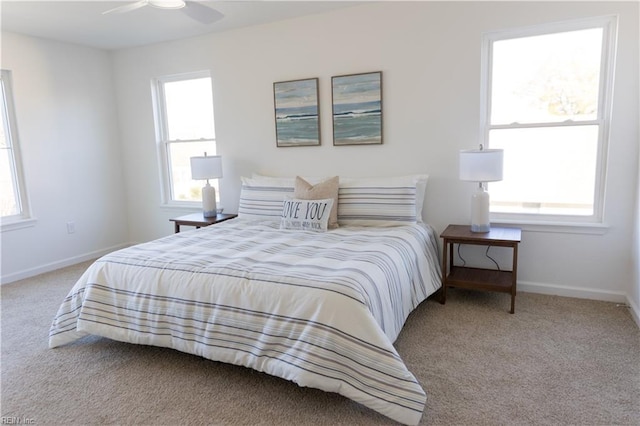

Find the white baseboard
[[518, 280, 628, 303], [0, 243, 131, 285], [520, 280, 639, 329]]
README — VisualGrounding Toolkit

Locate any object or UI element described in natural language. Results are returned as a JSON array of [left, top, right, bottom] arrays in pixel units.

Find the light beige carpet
[[1, 261, 639, 425]]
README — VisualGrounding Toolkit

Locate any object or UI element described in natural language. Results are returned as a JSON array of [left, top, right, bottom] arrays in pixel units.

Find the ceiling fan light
[[148, 0, 186, 9]]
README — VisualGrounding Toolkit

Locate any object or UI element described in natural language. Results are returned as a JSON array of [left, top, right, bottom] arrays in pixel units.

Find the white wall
[[0, 33, 129, 282], [112, 2, 639, 306], [1, 2, 638, 318]]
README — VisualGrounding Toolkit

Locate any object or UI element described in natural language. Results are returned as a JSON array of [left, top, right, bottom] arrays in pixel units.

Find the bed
[[49, 174, 442, 425]]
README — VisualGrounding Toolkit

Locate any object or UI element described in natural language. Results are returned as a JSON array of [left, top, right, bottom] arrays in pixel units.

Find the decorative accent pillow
[[280, 197, 334, 232], [294, 176, 339, 229], [237, 176, 294, 220], [338, 175, 429, 226]]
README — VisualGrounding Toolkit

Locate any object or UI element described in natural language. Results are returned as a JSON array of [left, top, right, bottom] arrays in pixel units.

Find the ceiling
[[1, 0, 362, 50]]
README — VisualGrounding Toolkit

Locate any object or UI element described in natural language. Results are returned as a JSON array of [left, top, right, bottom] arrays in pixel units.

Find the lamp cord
[[457, 244, 466, 267], [456, 244, 501, 271], [485, 246, 501, 271]]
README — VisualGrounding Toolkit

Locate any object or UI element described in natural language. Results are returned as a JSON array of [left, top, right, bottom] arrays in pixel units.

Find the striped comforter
[[49, 218, 441, 425]]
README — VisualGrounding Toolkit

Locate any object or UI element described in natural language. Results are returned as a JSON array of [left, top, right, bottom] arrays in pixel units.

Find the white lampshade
[[459, 149, 504, 182], [190, 155, 223, 180]]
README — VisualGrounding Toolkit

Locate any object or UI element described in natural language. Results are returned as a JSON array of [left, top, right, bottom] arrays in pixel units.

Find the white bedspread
[[49, 218, 441, 425]]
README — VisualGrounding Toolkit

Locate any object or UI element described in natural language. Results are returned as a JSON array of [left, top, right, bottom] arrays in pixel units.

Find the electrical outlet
[[66, 221, 76, 234]]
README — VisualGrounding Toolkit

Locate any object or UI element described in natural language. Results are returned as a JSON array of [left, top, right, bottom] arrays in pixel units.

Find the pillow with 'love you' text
[[280, 197, 334, 232]]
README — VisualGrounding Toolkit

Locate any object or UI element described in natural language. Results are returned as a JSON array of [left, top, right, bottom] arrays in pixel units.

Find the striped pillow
[[338, 175, 428, 226], [237, 176, 293, 220]]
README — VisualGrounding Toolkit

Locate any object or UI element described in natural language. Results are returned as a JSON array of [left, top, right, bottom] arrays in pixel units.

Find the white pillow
[[250, 173, 295, 187], [280, 197, 334, 232], [338, 175, 428, 226], [251, 173, 329, 186], [237, 176, 294, 220]]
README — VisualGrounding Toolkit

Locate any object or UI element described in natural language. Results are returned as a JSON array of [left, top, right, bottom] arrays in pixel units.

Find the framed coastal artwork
[[273, 78, 320, 147], [331, 71, 382, 146]]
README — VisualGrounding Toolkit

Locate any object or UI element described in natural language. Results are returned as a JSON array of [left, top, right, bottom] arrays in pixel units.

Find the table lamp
[[459, 144, 504, 232], [190, 153, 222, 218]]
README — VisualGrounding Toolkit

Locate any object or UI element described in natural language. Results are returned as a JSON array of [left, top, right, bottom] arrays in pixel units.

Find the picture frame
[[273, 78, 320, 147], [331, 71, 383, 146]]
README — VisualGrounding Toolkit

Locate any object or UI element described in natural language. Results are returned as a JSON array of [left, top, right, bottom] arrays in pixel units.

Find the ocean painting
[[273, 78, 320, 147], [332, 72, 382, 146]]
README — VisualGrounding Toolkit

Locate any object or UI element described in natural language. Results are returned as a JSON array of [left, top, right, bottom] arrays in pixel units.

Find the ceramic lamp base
[[470, 185, 490, 233], [202, 183, 217, 218]]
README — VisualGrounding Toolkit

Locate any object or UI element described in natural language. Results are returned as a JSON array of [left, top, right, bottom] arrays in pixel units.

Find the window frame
[[151, 70, 217, 208], [1, 69, 34, 232], [479, 16, 618, 228]]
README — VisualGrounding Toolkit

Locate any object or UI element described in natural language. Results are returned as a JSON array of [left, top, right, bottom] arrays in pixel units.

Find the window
[[1, 69, 31, 227], [152, 71, 217, 206], [481, 17, 617, 223]]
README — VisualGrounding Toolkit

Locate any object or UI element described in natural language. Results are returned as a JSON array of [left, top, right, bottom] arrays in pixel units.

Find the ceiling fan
[[102, 0, 224, 25]]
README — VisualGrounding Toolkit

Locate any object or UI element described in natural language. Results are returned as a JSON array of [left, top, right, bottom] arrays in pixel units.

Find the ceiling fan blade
[[102, 0, 149, 15], [182, 1, 224, 25]]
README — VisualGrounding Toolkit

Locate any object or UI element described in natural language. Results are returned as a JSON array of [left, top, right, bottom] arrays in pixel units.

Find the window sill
[[159, 203, 225, 213], [491, 218, 609, 235], [1, 217, 37, 232], [160, 203, 200, 210]]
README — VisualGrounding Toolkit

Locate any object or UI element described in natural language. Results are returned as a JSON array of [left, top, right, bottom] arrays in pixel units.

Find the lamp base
[[470, 184, 491, 233], [202, 183, 217, 218], [471, 223, 491, 233]]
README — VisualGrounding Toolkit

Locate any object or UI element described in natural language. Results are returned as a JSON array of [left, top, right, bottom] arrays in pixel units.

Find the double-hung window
[[481, 16, 617, 225], [152, 71, 217, 206], [1, 69, 31, 229]]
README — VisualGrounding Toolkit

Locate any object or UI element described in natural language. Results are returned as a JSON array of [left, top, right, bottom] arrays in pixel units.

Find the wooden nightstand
[[440, 224, 522, 313], [170, 213, 237, 233]]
